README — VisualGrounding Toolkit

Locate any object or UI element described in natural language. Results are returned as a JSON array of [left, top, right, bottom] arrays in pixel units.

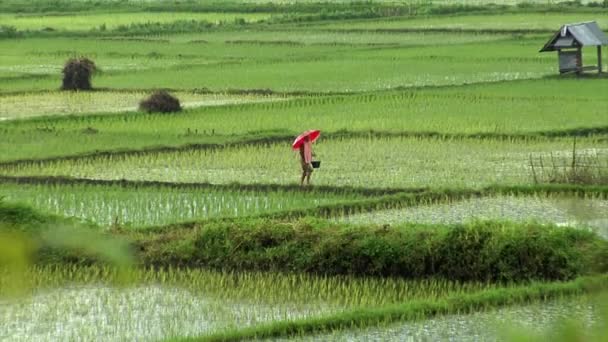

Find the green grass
[[0, 12, 272, 32], [138, 29, 514, 45], [317, 12, 608, 32]]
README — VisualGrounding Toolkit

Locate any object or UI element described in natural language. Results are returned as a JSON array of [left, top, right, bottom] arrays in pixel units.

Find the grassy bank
[[136, 218, 608, 282]]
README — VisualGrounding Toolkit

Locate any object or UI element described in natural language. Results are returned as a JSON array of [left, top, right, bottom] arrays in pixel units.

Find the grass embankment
[[2, 193, 607, 282], [135, 217, 608, 282], [173, 275, 608, 342]]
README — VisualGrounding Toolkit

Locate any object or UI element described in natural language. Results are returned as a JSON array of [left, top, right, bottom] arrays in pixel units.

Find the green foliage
[[0, 25, 19, 38], [137, 219, 608, 282], [0, 201, 52, 229]]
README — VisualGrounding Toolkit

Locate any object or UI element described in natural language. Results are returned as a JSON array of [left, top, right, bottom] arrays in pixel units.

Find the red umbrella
[[292, 130, 320, 150]]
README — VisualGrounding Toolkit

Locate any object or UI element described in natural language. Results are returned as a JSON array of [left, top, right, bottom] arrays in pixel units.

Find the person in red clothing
[[299, 135, 313, 186]]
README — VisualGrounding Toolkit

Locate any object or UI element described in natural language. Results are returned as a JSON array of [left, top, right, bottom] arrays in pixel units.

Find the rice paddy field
[[1, 0, 608, 341]]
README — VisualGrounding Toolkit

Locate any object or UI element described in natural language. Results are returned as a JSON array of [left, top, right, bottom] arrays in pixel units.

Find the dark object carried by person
[[311, 161, 321, 169]]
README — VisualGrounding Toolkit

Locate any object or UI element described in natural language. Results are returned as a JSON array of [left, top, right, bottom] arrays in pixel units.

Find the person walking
[[299, 135, 313, 186], [292, 130, 320, 186]]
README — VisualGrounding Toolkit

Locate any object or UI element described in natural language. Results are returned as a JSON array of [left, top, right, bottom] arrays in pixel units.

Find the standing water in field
[[1, 283, 604, 342], [339, 195, 608, 238], [277, 296, 604, 342], [0, 284, 335, 341]]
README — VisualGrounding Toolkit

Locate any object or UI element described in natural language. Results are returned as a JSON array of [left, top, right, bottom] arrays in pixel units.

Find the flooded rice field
[[0, 284, 335, 341], [1, 283, 603, 341], [279, 296, 604, 341], [340, 195, 608, 238]]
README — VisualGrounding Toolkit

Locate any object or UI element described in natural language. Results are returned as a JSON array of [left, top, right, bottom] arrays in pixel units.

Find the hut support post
[[598, 46, 603, 74], [577, 47, 582, 74]]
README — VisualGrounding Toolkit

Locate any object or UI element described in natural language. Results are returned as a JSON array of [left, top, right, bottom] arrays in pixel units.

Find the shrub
[[61, 57, 97, 90], [147, 219, 608, 282], [0, 25, 19, 38], [0, 201, 50, 229], [139, 90, 182, 113]]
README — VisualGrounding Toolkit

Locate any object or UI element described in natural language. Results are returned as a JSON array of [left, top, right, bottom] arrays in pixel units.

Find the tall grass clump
[[139, 90, 182, 113], [530, 139, 608, 185], [61, 57, 97, 91]]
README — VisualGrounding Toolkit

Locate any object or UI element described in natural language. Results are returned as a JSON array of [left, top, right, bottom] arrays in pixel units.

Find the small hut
[[540, 21, 608, 74]]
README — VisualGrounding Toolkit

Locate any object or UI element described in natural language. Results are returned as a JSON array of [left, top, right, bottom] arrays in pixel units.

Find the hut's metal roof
[[540, 21, 608, 52]]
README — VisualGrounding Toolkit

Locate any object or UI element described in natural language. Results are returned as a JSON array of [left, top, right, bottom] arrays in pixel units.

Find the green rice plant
[[3, 136, 604, 189], [0, 35, 554, 94], [318, 12, 608, 32], [263, 293, 608, 341], [1, 264, 605, 342], [0, 12, 272, 32], [0, 182, 360, 227], [0, 91, 285, 120], [175, 275, 608, 342], [0, 264, 504, 340], [1, 77, 606, 162], [338, 193, 608, 239]]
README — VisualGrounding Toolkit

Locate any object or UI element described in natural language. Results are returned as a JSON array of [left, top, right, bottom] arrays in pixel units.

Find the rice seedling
[[3, 136, 604, 189], [180, 276, 608, 341], [275, 295, 605, 342], [0, 183, 359, 227], [159, 30, 514, 46], [0, 91, 285, 120], [1, 2, 607, 341], [1, 77, 606, 162], [0, 265, 504, 341], [0, 35, 555, 94], [319, 12, 608, 32], [0, 12, 272, 32], [338, 193, 608, 239]]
